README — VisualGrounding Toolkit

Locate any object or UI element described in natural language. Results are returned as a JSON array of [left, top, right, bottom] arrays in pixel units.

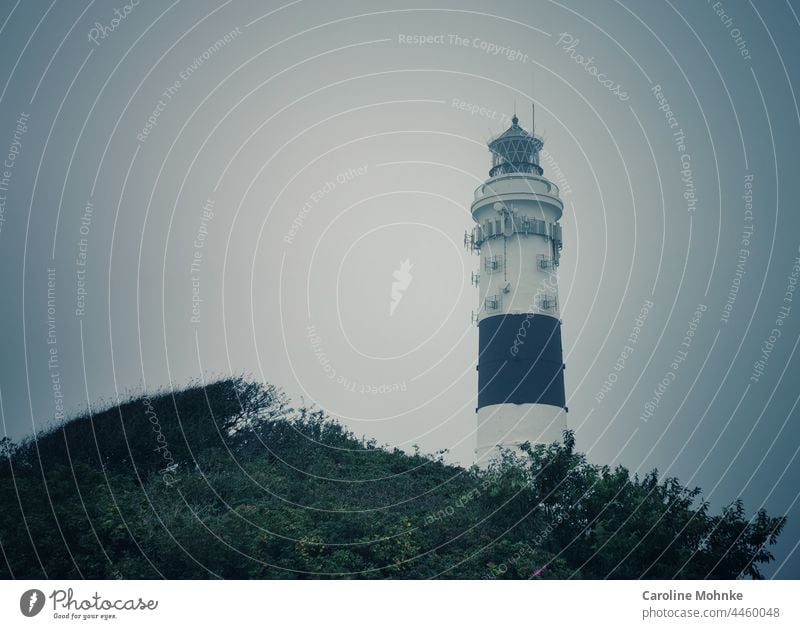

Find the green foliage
[[0, 378, 786, 579]]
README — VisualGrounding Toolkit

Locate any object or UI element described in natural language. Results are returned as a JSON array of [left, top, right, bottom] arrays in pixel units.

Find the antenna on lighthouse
[[531, 73, 536, 136]]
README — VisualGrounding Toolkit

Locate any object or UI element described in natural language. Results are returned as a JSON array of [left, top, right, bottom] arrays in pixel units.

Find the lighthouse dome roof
[[487, 115, 544, 177]]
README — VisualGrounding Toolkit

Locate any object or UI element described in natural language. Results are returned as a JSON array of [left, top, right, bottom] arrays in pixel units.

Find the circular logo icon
[[20, 589, 45, 617]]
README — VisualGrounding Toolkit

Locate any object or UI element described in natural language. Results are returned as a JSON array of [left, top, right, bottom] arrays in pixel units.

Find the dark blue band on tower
[[477, 313, 566, 409]]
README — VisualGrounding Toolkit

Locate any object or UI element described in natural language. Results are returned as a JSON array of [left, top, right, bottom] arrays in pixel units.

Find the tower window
[[484, 255, 503, 272], [540, 295, 559, 311], [485, 294, 501, 311], [537, 254, 555, 270]]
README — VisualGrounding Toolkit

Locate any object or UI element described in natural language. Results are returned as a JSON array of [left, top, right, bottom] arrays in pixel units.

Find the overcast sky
[[1, 0, 799, 576]]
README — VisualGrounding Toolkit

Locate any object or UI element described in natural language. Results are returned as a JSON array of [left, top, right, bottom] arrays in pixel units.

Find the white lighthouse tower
[[466, 113, 567, 464]]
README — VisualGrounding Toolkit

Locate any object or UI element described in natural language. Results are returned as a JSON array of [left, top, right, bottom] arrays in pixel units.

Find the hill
[[0, 378, 785, 579]]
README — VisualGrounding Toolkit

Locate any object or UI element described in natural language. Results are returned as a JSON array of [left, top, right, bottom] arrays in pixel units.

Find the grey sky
[[1, 0, 799, 576]]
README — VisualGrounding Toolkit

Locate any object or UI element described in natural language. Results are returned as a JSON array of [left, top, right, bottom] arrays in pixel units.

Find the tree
[[0, 380, 787, 579]]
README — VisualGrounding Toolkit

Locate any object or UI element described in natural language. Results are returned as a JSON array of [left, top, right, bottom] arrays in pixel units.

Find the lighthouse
[[466, 113, 567, 464]]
